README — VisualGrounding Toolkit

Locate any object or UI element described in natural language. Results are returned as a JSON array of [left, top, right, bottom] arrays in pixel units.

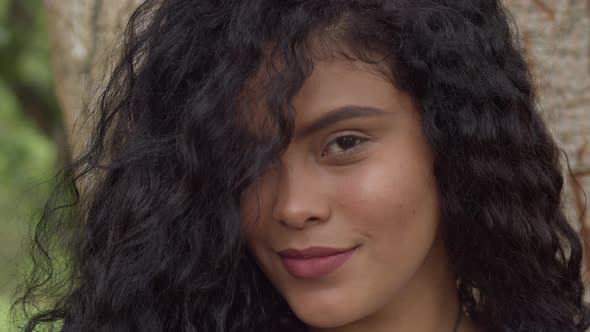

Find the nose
[[271, 161, 331, 229]]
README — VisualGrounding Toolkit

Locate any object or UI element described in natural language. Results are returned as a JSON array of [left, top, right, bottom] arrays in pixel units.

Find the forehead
[[237, 56, 399, 140], [292, 59, 395, 120]]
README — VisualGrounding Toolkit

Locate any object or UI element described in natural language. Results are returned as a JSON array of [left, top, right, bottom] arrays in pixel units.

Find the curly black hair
[[13, 0, 590, 331]]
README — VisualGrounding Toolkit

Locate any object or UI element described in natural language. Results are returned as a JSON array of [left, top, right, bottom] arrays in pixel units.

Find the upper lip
[[278, 246, 357, 258]]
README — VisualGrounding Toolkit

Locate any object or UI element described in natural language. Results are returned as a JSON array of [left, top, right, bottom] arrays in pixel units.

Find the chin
[[288, 298, 364, 329], [296, 311, 354, 329]]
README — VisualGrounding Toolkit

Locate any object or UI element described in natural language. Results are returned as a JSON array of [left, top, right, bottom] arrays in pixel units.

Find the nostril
[[305, 217, 320, 224], [278, 217, 320, 229]]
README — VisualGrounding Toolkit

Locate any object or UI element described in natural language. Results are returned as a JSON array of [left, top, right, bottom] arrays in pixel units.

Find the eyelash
[[321, 134, 370, 158]]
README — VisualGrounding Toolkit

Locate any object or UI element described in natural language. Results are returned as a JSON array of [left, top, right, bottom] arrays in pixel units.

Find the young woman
[[15, 0, 590, 331]]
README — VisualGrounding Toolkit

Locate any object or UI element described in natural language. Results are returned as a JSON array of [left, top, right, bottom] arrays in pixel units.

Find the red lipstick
[[278, 246, 357, 279]]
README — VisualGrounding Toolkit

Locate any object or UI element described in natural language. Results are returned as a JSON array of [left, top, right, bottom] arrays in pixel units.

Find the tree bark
[[43, 0, 141, 157]]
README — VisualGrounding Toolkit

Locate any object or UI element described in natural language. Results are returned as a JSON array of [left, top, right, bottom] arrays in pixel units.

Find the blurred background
[[0, 0, 588, 331], [0, 0, 60, 330]]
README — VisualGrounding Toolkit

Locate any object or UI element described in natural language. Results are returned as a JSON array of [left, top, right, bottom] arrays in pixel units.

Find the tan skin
[[240, 57, 481, 332]]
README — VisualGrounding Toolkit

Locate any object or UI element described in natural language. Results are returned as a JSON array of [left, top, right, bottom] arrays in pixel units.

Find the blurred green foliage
[[0, 0, 61, 330]]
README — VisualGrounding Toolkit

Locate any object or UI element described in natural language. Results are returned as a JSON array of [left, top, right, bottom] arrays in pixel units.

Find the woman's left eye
[[322, 134, 370, 157]]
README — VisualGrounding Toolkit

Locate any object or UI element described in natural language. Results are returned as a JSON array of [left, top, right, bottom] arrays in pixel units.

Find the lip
[[278, 246, 356, 258], [278, 246, 358, 279]]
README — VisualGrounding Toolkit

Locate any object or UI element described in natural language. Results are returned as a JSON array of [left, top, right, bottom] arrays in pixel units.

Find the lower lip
[[280, 248, 357, 279]]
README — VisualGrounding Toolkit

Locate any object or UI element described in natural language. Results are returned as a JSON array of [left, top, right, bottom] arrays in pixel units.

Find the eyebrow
[[294, 105, 388, 140]]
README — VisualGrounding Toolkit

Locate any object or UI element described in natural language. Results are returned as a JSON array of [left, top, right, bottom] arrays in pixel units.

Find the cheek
[[333, 156, 440, 258], [239, 174, 282, 257], [239, 183, 267, 244]]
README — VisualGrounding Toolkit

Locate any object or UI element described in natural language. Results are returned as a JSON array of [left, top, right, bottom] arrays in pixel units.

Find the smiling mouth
[[278, 246, 358, 279]]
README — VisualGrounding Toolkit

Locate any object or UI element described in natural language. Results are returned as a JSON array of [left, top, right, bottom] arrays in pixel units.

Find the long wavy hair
[[13, 0, 590, 331]]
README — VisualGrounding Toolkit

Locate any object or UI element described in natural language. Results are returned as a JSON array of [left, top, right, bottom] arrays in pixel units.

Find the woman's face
[[240, 57, 444, 329]]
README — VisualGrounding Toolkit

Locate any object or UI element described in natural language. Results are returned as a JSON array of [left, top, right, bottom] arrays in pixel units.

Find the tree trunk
[[43, 0, 141, 157]]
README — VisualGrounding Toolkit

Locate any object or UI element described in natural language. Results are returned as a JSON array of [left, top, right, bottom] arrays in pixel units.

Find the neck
[[309, 234, 479, 332]]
